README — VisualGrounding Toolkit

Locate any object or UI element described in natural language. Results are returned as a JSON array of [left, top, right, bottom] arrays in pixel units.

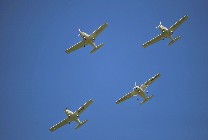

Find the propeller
[[78, 29, 81, 37], [134, 82, 137, 87], [64, 107, 68, 111], [156, 21, 162, 29]]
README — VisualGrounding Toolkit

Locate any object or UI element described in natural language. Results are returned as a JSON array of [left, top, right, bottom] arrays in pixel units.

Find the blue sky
[[0, 0, 208, 139]]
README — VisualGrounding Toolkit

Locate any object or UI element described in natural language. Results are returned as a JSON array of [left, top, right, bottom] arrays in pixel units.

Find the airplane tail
[[168, 36, 181, 46], [90, 43, 104, 54], [140, 95, 154, 105], [75, 120, 88, 129]]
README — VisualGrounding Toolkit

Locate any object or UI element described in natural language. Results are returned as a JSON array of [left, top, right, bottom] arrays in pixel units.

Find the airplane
[[142, 15, 189, 48], [116, 73, 161, 105], [65, 23, 108, 54], [49, 99, 93, 132]]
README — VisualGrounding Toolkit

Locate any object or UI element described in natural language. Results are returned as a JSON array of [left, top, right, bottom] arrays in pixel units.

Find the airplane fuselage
[[133, 86, 143, 92], [133, 86, 147, 99], [158, 25, 174, 40], [79, 31, 96, 47], [64, 109, 73, 116], [64, 109, 81, 123]]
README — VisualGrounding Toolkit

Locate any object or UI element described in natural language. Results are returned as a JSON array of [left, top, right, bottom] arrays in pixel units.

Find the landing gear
[[68, 122, 70, 124]]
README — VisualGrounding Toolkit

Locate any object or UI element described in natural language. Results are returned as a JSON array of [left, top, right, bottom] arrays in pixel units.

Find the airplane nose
[[64, 107, 68, 112]]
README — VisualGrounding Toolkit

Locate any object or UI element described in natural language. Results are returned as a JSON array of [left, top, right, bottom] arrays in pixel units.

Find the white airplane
[[65, 23, 108, 54], [116, 73, 161, 105], [49, 99, 93, 132], [142, 15, 189, 48]]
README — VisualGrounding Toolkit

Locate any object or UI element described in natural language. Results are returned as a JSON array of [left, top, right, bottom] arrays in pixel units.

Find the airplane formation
[[49, 15, 189, 132]]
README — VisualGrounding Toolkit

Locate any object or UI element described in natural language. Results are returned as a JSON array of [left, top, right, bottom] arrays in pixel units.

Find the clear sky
[[1, 0, 208, 140]]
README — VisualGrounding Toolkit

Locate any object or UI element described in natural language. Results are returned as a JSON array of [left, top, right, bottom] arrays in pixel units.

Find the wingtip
[[184, 15, 189, 19], [156, 73, 161, 77], [142, 44, 147, 48], [65, 50, 69, 54], [115, 100, 120, 104], [102, 22, 108, 27], [49, 127, 55, 132], [89, 99, 94, 103]]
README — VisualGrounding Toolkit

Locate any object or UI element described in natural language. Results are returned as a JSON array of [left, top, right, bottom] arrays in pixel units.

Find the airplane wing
[[49, 117, 70, 132], [140, 73, 161, 91], [74, 99, 93, 116], [90, 23, 108, 39], [142, 33, 166, 48], [169, 15, 189, 32], [116, 91, 136, 104], [65, 41, 85, 54]]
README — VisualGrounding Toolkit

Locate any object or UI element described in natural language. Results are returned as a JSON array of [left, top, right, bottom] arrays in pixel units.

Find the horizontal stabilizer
[[168, 36, 181, 46], [90, 43, 104, 54], [140, 95, 154, 105], [75, 120, 88, 129]]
